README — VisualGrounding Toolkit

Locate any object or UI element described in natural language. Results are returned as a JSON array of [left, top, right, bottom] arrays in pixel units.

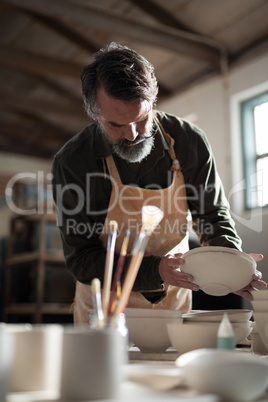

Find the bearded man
[[52, 42, 266, 325]]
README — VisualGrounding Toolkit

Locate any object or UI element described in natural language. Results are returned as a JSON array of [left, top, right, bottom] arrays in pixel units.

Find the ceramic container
[[0, 329, 14, 402], [125, 308, 183, 353], [183, 246, 256, 296], [249, 322, 268, 354], [1, 323, 63, 393], [176, 348, 268, 401], [167, 321, 252, 354], [253, 311, 268, 350], [182, 309, 253, 322], [60, 327, 124, 401]]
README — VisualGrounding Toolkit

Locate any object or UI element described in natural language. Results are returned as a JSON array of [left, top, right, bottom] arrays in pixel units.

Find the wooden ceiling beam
[[26, 10, 100, 54], [0, 136, 57, 159], [0, 63, 82, 104], [0, 123, 69, 147], [5, 109, 74, 141], [2, 0, 222, 65], [31, 74, 82, 104], [128, 0, 199, 34], [0, 45, 83, 79], [0, 91, 88, 123]]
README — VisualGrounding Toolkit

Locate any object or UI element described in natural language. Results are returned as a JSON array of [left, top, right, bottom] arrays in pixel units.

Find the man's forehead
[[106, 106, 152, 127], [96, 89, 152, 125]]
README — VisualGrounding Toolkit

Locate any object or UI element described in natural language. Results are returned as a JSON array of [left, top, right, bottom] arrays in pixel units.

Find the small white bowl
[[253, 311, 268, 350], [167, 321, 252, 354], [249, 322, 268, 354], [175, 348, 268, 401], [182, 309, 253, 322], [182, 246, 256, 296], [125, 308, 182, 353]]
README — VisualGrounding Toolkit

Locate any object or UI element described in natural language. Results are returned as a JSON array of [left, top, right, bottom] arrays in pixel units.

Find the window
[[241, 91, 268, 209]]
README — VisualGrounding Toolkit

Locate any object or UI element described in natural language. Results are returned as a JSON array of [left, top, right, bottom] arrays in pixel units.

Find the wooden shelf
[[5, 303, 72, 315], [4, 204, 74, 324], [7, 252, 65, 266], [4, 304, 37, 315]]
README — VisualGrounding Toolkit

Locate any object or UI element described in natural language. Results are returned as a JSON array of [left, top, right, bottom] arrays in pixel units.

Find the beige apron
[[73, 121, 192, 325]]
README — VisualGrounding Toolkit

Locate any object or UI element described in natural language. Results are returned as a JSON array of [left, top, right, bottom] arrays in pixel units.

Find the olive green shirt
[[52, 111, 242, 291]]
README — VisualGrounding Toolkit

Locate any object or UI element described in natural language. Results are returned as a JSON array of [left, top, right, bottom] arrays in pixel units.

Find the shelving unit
[[4, 201, 75, 323]]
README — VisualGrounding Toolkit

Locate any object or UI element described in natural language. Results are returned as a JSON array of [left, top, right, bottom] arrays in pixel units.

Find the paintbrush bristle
[[109, 220, 118, 232]]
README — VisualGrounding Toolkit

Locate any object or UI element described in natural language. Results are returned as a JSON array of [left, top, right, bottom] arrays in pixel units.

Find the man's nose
[[123, 123, 138, 141]]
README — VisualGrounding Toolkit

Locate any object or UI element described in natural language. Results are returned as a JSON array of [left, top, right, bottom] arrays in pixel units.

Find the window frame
[[241, 91, 268, 210]]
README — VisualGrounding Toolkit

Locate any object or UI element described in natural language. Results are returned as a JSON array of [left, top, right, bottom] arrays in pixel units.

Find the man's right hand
[[158, 253, 199, 291]]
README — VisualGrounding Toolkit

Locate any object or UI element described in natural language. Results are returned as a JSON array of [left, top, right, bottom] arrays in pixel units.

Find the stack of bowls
[[125, 308, 183, 353], [167, 309, 253, 355], [251, 289, 268, 352]]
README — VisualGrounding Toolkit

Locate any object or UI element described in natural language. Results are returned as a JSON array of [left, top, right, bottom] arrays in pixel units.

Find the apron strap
[[105, 155, 122, 185], [154, 115, 181, 172]]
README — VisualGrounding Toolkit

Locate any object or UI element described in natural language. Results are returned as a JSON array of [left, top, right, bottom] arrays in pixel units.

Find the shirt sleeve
[[177, 120, 242, 250], [52, 155, 107, 285]]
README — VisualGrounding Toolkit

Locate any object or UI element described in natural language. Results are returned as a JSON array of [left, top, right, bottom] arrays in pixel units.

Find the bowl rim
[[175, 348, 268, 368], [125, 308, 183, 318]]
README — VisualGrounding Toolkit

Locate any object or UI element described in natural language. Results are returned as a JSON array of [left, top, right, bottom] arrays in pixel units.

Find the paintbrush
[[91, 278, 104, 329], [111, 206, 164, 324], [108, 230, 130, 316], [102, 220, 118, 321]]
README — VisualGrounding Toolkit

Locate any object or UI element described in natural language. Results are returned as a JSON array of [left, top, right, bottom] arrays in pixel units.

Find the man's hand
[[234, 253, 267, 300], [158, 253, 199, 291]]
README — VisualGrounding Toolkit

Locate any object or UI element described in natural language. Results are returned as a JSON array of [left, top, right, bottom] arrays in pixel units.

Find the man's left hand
[[234, 253, 267, 300]]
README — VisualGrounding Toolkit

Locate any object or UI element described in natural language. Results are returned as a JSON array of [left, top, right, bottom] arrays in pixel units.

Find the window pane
[[257, 157, 268, 207], [254, 102, 268, 155]]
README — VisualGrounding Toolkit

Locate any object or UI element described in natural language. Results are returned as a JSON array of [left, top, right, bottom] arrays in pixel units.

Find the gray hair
[[81, 42, 158, 119]]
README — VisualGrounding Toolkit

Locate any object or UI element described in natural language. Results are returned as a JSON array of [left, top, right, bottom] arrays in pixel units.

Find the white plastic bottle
[[217, 312, 236, 350]]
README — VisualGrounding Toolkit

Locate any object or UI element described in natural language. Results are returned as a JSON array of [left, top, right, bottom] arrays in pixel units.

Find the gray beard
[[99, 123, 155, 163], [112, 135, 155, 163]]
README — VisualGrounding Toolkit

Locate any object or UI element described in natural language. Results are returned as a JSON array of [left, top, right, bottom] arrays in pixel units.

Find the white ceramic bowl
[[251, 300, 268, 312], [182, 309, 253, 322], [175, 348, 268, 401], [167, 321, 252, 355], [182, 246, 256, 296], [253, 311, 268, 350], [249, 322, 268, 354], [125, 308, 182, 353], [252, 289, 268, 300]]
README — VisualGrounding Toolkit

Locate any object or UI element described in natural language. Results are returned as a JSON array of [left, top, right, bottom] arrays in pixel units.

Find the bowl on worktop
[[252, 312, 268, 351], [125, 308, 183, 353], [167, 320, 252, 355], [175, 348, 268, 401], [182, 246, 256, 296], [182, 309, 253, 323], [251, 290, 268, 351], [249, 321, 268, 354]]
